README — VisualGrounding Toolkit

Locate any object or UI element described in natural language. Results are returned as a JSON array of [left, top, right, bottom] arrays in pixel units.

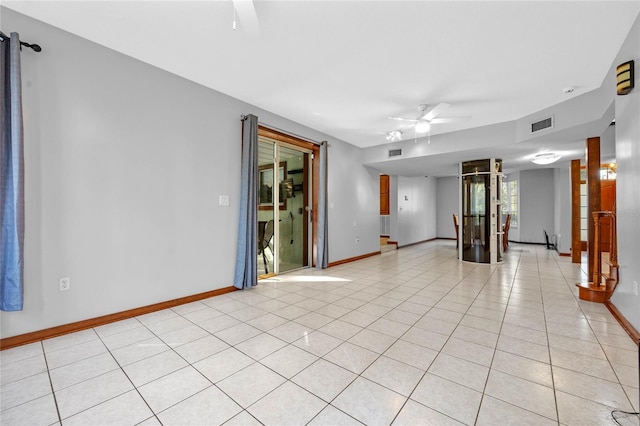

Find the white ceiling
[[3, 0, 639, 176]]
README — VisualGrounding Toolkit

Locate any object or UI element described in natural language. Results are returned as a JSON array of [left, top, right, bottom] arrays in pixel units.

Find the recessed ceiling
[[3, 0, 639, 175]]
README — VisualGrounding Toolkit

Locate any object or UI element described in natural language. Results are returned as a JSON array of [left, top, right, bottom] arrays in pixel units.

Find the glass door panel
[[278, 145, 308, 273], [257, 136, 312, 277], [257, 139, 276, 276], [462, 174, 491, 263]]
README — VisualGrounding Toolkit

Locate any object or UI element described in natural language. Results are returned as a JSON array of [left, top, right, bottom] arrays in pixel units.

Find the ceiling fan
[[388, 103, 470, 142], [232, 0, 261, 36]]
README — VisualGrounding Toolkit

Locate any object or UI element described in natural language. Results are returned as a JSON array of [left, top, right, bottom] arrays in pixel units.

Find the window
[[580, 182, 587, 241], [501, 180, 518, 227]]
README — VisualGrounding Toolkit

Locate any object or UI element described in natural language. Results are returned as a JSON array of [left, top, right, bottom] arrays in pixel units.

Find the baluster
[[609, 212, 617, 265], [592, 212, 601, 287]]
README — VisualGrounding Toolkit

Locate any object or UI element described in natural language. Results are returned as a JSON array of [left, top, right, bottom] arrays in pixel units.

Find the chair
[[453, 214, 459, 248], [544, 229, 556, 251], [502, 214, 511, 252], [258, 220, 274, 273]]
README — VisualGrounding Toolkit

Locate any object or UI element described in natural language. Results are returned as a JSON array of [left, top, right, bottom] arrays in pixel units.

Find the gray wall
[[436, 170, 570, 247], [327, 145, 380, 262], [397, 176, 437, 246], [553, 167, 572, 254], [518, 169, 555, 243], [389, 175, 399, 242], [610, 14, 640, 332], [436, 176, 458, 239], [503, 172, 520, 242], [0, 9, 379, 338]]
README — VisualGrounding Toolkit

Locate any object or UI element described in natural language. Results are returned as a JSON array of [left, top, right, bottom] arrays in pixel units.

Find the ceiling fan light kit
[[531, 152, 561, 165], [386, 103, 469, 142], [415, 121, 431, 133], [386, 130, 403, 142]]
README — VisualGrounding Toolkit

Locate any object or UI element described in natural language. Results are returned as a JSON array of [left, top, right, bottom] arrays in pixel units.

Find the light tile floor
[[1, 241, 639, 425]]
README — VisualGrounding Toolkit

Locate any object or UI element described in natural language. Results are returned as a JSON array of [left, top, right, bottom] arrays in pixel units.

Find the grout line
[[6, 241, 637, 425], [473, 246, 521, 425], [537, 245, 562, 424], [41, 340, 63, 425], [94, 327, 164, 425]]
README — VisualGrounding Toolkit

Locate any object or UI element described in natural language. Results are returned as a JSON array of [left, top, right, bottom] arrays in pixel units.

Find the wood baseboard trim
[[0, 286, 238, 350], [559, 252, 571, 257], [387, 241, 398, 246], [398, 237, 437, 249], [604, 301, 640, 343], [328, 251, 381, 267], [438, 237, 457, 241]]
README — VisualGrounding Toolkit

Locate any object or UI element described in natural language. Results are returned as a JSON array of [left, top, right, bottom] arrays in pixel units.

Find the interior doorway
[[600, 179, 616, 253], [578, 164, 617, 252], [257, 127, 318, 278]]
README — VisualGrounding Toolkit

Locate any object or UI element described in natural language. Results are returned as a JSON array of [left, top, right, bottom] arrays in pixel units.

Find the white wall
[[553, 167, 572, 254], [397, 176, 437, 246], [610, 14, 640, 332], [1, 9, 378, 338], [518, 169, 555, 243], [436, 176, 458, 239]]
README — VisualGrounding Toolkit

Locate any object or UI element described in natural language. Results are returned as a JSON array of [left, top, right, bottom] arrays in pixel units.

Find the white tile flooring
[[1, 240, 639, 425]]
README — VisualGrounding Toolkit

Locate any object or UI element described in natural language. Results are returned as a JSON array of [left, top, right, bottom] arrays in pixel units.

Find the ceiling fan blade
[[389, 116, 419, 122], [232, 0, 261, 36], [423, 103, 450, 121], [430, 116, 471, 124]]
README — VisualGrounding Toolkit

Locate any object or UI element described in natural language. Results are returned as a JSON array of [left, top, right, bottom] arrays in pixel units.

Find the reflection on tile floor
[[1, 241, 639, 425]]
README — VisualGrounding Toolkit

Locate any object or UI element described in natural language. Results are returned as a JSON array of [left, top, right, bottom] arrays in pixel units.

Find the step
[[576, 282, 610, 303]]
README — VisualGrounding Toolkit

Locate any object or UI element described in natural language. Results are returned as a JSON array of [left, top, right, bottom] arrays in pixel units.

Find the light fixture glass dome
[[415, 121, 431, 133], [386, 130, 402, 142], [531, 152, 561, 165]]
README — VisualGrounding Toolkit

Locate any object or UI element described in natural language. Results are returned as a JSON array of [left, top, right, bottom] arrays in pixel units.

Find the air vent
[[531, 116, 554, 133], [388, 148, 403, 158]]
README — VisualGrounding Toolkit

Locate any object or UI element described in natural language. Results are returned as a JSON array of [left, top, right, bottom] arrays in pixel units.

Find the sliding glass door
[[257, 136, 312, 277]]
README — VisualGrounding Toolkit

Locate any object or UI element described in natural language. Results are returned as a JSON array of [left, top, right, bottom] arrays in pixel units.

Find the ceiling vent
[[531, 116, 554, 133], [388, 148, 403, 158]]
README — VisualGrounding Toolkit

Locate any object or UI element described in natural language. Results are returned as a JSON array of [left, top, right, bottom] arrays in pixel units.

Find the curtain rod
[[0, 31, 42, 52], [240, 114, 322, 145], [259, 121, 322, 146]]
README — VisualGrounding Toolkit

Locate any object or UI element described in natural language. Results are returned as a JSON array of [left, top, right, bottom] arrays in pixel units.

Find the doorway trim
[[257, 126, 320, 272]]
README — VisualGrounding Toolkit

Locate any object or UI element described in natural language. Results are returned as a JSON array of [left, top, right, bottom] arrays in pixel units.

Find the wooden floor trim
[[328, 251, 381, 267], [398, 237, 437, 249], [559, 252, 571, 257], [0, 286, 237, 350], [604, 301, 640, 343]]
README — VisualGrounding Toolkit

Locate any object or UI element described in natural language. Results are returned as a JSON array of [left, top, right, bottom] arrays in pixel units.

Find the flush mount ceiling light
[[386, 130, 403, 142], [531, 152, 561, 165]]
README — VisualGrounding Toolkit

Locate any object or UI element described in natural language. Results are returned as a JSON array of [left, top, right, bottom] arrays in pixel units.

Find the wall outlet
[[633, 280, 638, 296], [59, 277, 70, 292]]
